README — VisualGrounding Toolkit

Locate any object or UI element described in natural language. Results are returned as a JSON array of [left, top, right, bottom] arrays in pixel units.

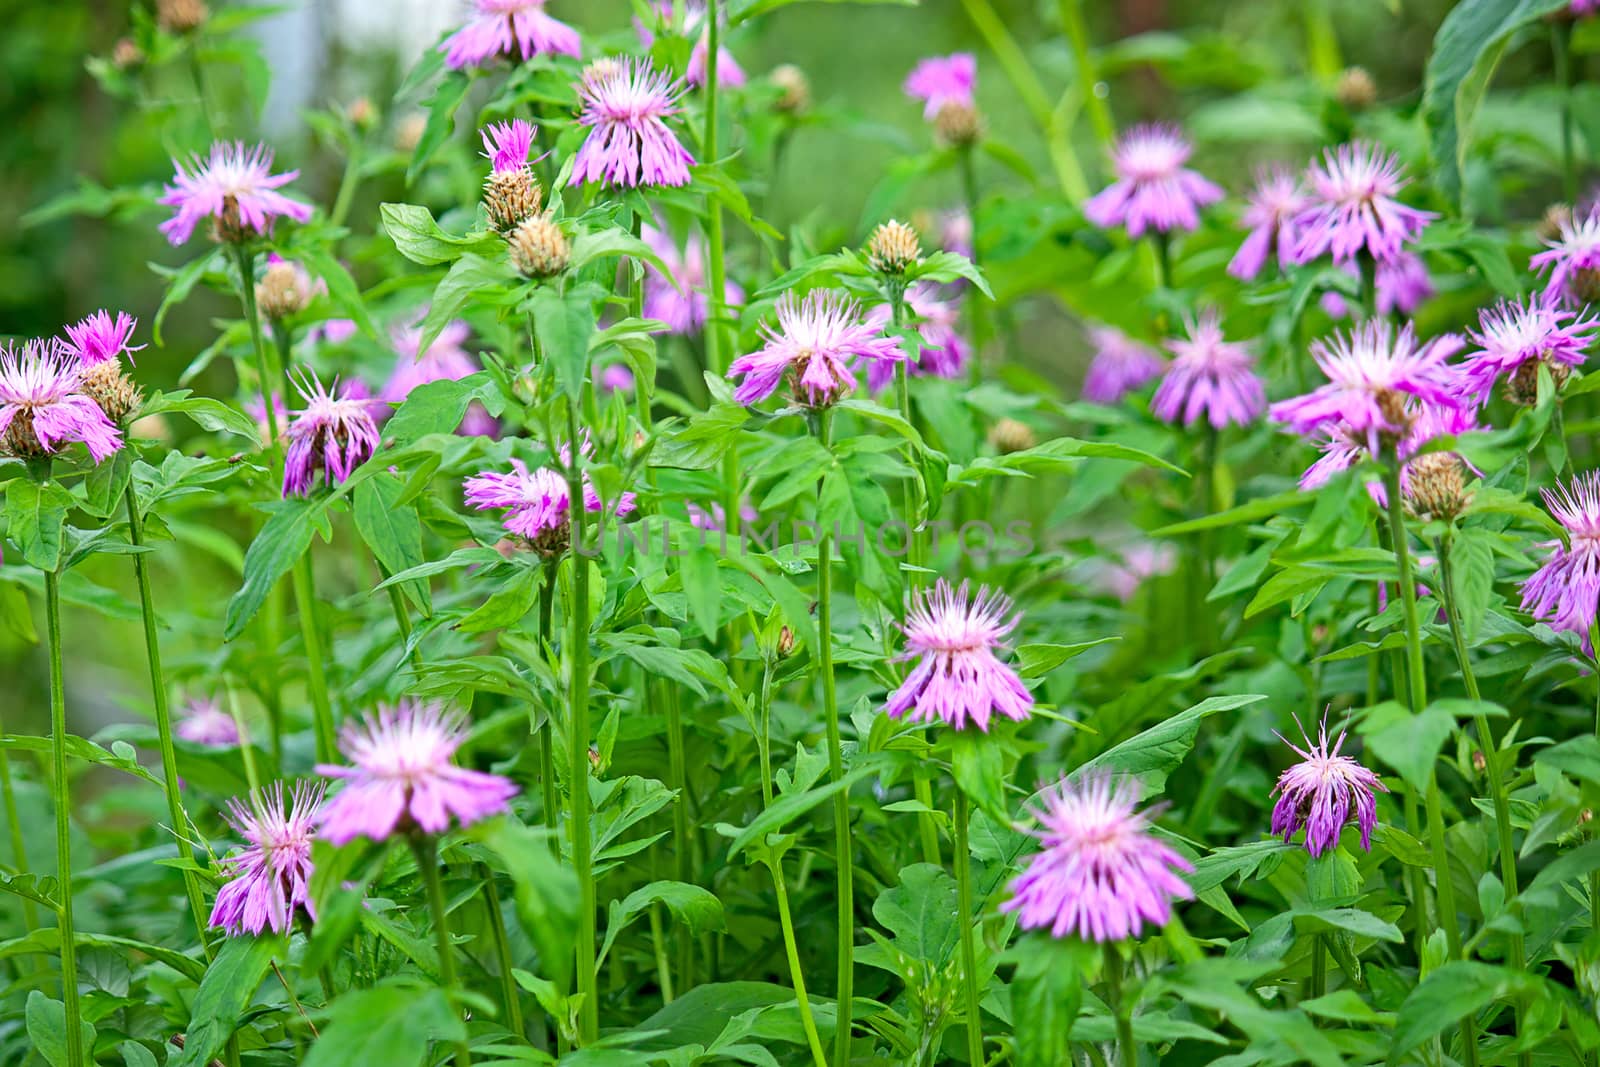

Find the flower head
[[1270, 716, 1387, 857], [209, 781, 325, 936], [599, 363, 635, 395], [570, 58, 695, 189], [1462, 294, 1596, 401], [481, 118, 536, 174], [884, 579, 1033, 732], [282, 374, 381, 497], [159, 141, 313, 245], [1084, 124, 1223, 238], [1083, 325, 1164, 404], [62, 310, 143, 367], [440, 0, 580, 69], [1533, 206, 1600, 305], [1002, 775, 1193, 942], [903, 53, 976, 120], [1094, 541, 1177, 602], [1319, 252, 1435, 320], [728, 290, 902, 408], [464, 440, 637, 553], [316, 700, 518, 844], [637, 2, 744, 89], [0, 340, 124, 462], [1150, 311, 1264, 429], [865, 283, 969, 391], [481, 121, 543, 232], [384, 320, 497, 437], [1229, 167, 1311, 280], [642, 222, 744, 336], [1290, 142, 1434, 265], [176, 696, 240, 747], [1522, 470, 1600, 647]]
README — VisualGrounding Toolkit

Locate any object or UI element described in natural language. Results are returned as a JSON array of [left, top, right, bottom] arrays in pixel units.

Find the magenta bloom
[[940, 210, 974, 261], [1084, 124, 1223, 238], [1320, 252, 1435, 320], [176, 696, 240, 747], [1082, 325, 1164, 404], [465, 441, 637, 546], [636, 2, 744, 89], [1533, 206, 1600, 306], [1002, 775, 1193, 942], [642, 222, 744, 336], [687, 497, 757, 534], [728, 290, 902, 408], [158, 141, 313, 246], [282, 374, 381, 497], [1462, 294, 1596, 399], [62, 310, 142, 367], [0, 340, 124, 462], [1270, 717, 1387, 857], [317, 700, 518, 844], [1522, 471, 1600, 647], [384, 320, 497, 437], [884, 579, 1033, 732], [865, 283, 969, 392], [1290, 142, 1433, 266], [481, 119, 537, 174], [1228, 167, 1310, 281], [570, 58, 695, 189], [903, 53, 976, 120], [598, 363, 635, 395], [440, 0, 580, 69], [1150, 311, 1263, 429], [209, 781, 325, 936], [1094, 541, 1177, 602], [1575, 0, 1600, 17]]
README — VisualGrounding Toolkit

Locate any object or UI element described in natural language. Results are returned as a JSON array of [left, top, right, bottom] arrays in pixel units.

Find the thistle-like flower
[[158, 141, 313, 246], [176, 696, 240, 747], [1533, 206, 1600, 306], [209, 781, 325, 936], [642, 222, 744, 337], [636, 1, 745, 89], [0, 340, 124, 462], [570, 58, 695, 189], [1082, 325, 1164, 405], [1270, 717, 1387, 857], [1150, 311, 1264, 429], [903, 53, 976, 121], [1228, 167, 1310, 281], [481, 119, 543, 232], [1084, 124, 1224, 238], [867, 219, 923, 275], [884, 579, 1033, 732], [1521, 470, 1600, 647], [1290, 141, 1434, 265], [1318, 252, 1434, 321], [464, 440, 637, 554], [317, 700, 518, 844], [865, 283, 969, 391], [282, 374, 381, 498], [62, 310, 142, 367], [728, 290, 902, 408], [1462, 294, 1596, 403], [440, 0, 581, 70], [1002, 775, 1193, 942]]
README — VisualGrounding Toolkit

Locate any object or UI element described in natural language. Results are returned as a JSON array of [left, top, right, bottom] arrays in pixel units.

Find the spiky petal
[[1270, 717, 1388, 857], [176, 696, 240, 747], [158, 141, 312, 245], [1229, 166, 1310, 281], [440, 0, 581, 69], [1461, 294, 1596, 399], [903, 53, 976, 120], [1150, 311, 1264, 429], [1290, 141, 1434, 265], [1084, 124, 1223, 238], [1082, 325, 1164, 405], [1521, 470, 1600, 649], [1533, 206, 1600, 306], [642, 222, 744, 337], [282, 374, 381, 497], [636, 2, 745, 89], [209, 781, 325, 936], [884, 579, 1033, 732], [570, 58, 695, 189], [0, 340, 124, 462], [384, 320, 497, 437], [728, 290, 902, 408], [62, 310, 143, 367], [480, 119, 537, 175]]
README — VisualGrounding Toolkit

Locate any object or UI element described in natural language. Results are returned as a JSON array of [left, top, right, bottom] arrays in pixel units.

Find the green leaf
[[1362, 702, 1455, 793], [1447, 529, 1496, 642], [873, 863, 960, 965], [302, 980, 466, 1067], [950, 730, 1011, 825], [354, 474, 430, 616], [906, 250, 993, 298], [1390, 962, 1538, 1062], [1, 733, 163, 788], [6, 479, 73, 572], [299, 247, 379, 340], [418, 255, 513, 357], [530, 283, 602, 401], [1009, 937, 1093, 1067], [720, 752, 899, 858], [680, 544, 723, 636], [407, 70, 472, 185], [949, 435, 1183, 487], [478, 819, 579, 993], [150, 250, 220, 346], [170, 934, 282, 1067], [0, 871, 59, 911], [380, 203, 503, 266], [1015, 638, 1117, 679], [1073, 694, 1266, 794], [726, 0, 916, 26], [600, 880, 726, 965], [1154, 490, 1310, 536], [0, 927, 204, 981], [25, 992, 95, 1067], [568, 227, 673, 276], [455, 563, 540, 633], [652, 403, 752, 470], [223, 498, 323, 639], [386, 372, 490, 446]]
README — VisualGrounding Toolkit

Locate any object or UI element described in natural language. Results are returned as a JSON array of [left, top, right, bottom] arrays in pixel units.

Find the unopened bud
[[987, 417, 1036, 455], [484, 168, 543, 233], [1403, 452, 1471, 523], [1335, 67, 1377, 111], [112, 38, 145, 70], [395, 113, 427, 154], [1582, 808, 1594, 826], [508, 213, 570, 278], [867, 219, 922, 275], [934, 100, 982, 147], [771, 64, 811, 114], [1506, 358, 1573, 406], [209, 194, 249, 244], [1539, 203, 1575, 244], [158, 0, 209, 33], [1472, 750, 1487, 774], [81, 362, 144, 424], [347, 97, 377, 130], [588, 745, 602, 770], [256, 261, 312, 320], [776, 625, 796, 658]]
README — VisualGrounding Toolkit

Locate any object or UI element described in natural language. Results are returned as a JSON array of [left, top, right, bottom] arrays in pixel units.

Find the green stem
[[538, 566, 560, 858], [1310, 934, 1326, 1003], [1555, 23, 1577, 204], [232, 245, 280, 444], [665, 669, 694, 992], [377, 556, 423, 672], [330, 142, 364, 229], [649, 903, 674, 1004], [1104, 941, 1135, 1067], [412, 837, 472, 1067], [477, 861, 525, 1039], [758, 661, 776, 809], [564, 399, 598, 1045], [959, 146, 988, 391], [45, 570, 85, 1067], [953, 789, 984, 1066], [702, 0, 728, 379], [187, 47, 216, 138], [290, 558, 337, 764], [767, 854, 829, 1067], [1057, 0, 1114, 150], [1301, 0, 1342, 84], [126, 483, 214, 957]]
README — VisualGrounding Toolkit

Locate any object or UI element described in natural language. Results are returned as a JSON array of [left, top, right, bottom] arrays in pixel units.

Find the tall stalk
[[1103, 942, 1135, 1067], [45, 569, 85, 1067], [952, 789, 984, 1065], [768, 852, 829, 1067], [1056, 0, 1115, 151], [664, 675, 695, 990], [412, 837, 472, 1066], [538, 566, 560, 858], [477, 861, 524, 1039], [564, 397, 598, 1045]]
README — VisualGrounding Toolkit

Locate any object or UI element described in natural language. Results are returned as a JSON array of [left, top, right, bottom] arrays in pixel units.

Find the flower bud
[[987, 417, 1036, 455], [1472, 749, 1487, 775], [81, 362, 144, 424], [256, 260, 313, 320], [934, 100, 982, 147], [771, 64, 811, 115], [867, 219, 922, 275], [347, 97, 377, 130], [484, 168, 543, 233], [112, 38, 145, 70], [1539, 202, 1574, 244], [776, 625, 796, 658], [1506, 358, 1572, 406], [1335, 67, 1377, 111], [508, 213, 570, 278], [1403, 452, 1471, 523], [158, 0, 209, 33]]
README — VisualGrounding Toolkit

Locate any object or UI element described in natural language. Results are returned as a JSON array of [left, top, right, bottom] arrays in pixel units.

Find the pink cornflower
[[481, 119, 537, 174], [464, 441, 637, 548], [158, 141, 313, 246], [1319, 252, 1435, 320], [282, 374, 381, 497], [1533, 206, 1600, 306], [1094, 541, 1177, 602], [570, 58, 695, 189], [439, 0, 580, 69], [1002, 774, 1193, 942], [1084, 124, 1223, 238], [1082, 325, 1163, 404], [598, 363, 635, 395], [1462, 294, 1596, 399], [1290, 142, 1434, 266], [884, 579, 1033, 732], [1269, 321, 1462, 448], [1270, 716, 1387, 857], [1229, 167, 1311, 281], [1522, 470, 1600, 647], [1295, 397, 1477, 507], [1150, 311, 1264, 429], [728, 289, 902, 408], [642, 222, 744, 336], [384, 320, 497, 437], [0, 340, 123, 462], [636, 2, 744, 89], [176, 696, 240, 747], [866, 283, 969, 391], [62, 310, 142, 367], [209, 781, 325, 936], [941, 210, 974, 261], [903, 53, 976, 120], [317, 701, 518, 844]]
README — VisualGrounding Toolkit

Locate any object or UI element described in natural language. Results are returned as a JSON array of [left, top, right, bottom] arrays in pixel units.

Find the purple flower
[[1150, 311, 1264, 429], [0, 340, 124, 462], [176, 696, 240, 747], [384, 320, 497, 437], [1533, 206, 1600, 306], [209, 781, 325, 936], [317, 700, 518, 844], [1573, 0, 1600, 16], [1290, 142, 1434, 266], [728, 290, 902, 408], [1228, 167, 1311, 281], [464, 440, 637, 549], [1270, 717, 1387, 857], [636, 2, 744, 89], [1462, 294, 1596, 399], [570, 58, 695, 189], [282, 374, 381, 497], [884, 579, 1033, 732], [865, 283, 970, 392], [940, 210, 974, 260], [481, 119, 537, 174], [61, 310, 143, 367], [1269, 321, 1462, 449], [158, 141, 313, 246], [1084, 124, 1223, 238], [1082, 325, 1164, 404], [1002, 774, 1193, 942], [642, 222, 744, 336], [248, 392, 286, 444], [1319, 252, 1435, 320], [1522, 470, 1600, 648], [598, 363, 636, 396], [687, 497, 758, 533], [440, 0, 580, 70], [1094, 541, 1177, 602], [903, 53, 976, 120]]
